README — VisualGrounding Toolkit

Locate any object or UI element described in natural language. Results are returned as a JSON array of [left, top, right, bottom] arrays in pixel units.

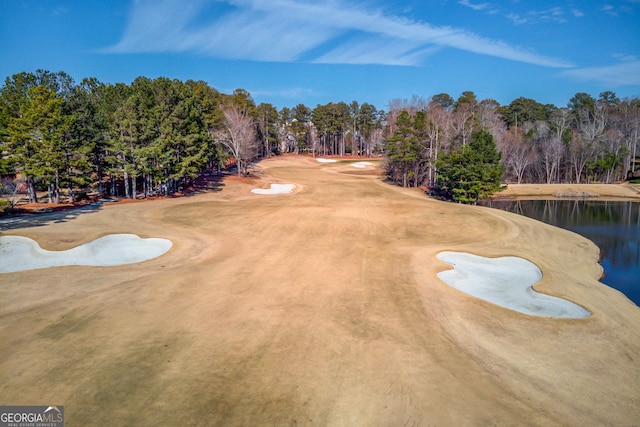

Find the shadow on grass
[[0, 173, 231, 230], [0, 200, 107, 231], [182, 172, 226, 198]]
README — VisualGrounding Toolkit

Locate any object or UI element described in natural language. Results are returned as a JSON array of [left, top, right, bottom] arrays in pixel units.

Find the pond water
[[481, 199, 640, 306]]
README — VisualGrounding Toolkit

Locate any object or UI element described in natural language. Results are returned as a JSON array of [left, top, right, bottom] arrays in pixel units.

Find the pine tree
[[435, 129, 504, 203]]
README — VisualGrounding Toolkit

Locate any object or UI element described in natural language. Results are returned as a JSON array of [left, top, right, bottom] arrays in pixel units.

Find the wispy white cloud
[[107, 0, 203, 53], [52, 6, 70, 16], [314, 36, 441, 66], [612, 53, 638, 62], [505, 12, 527, 25], [601, 4, 618, 16], [529, 7, 567, 23], [560, 60, 640, 86], [105, 0, 572, 68], [458, 0, 491, 11], [506, 7, 568, 25], [600, 1, 639, 16], [461, 2, 582, 24]]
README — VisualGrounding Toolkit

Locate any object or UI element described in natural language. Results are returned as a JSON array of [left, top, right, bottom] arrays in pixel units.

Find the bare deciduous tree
[[0, 177, 24, 209], [451, 106, 475, 147], [425, 102, 450, 187], [618, 98, 640, 177], [540, 134, 565, 184], [501, 132, 538, 184], [216, 105, 258, 176]]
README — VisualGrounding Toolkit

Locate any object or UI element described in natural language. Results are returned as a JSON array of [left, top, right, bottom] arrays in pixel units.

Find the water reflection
[[482, 199, 639, 306]]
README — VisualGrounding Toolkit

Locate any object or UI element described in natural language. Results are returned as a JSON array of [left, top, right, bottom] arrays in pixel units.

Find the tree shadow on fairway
[[0, 200, 106, 230], [182, 172, 226, 198]]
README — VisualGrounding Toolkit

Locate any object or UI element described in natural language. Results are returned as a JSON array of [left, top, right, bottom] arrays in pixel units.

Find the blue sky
[[1, 0, 639, 110]]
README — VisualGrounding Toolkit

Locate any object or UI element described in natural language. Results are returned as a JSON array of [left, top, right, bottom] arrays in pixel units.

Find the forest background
[[1, 70, 639, 208]]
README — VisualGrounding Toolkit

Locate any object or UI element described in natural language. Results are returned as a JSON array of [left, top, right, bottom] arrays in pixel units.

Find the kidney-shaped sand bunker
[[0, 234, 173, 273], [437, 251, 590, 318], [251, 183, 296, 195]]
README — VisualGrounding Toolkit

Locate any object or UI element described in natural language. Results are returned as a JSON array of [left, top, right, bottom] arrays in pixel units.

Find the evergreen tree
[[255, 103, 279, 157], [435, 129, 504, 203], [386, 110, 427, 187], [65, 77, 109, 199], [188, 80, 227, 171], [7, 85, 65, 203], [155, 78, 209, 192]]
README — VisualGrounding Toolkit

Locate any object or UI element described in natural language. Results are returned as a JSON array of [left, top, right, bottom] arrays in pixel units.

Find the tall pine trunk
[[67, 170, 74, 203], [54, 171, 60, 204], [124, 170, 130, 199], [27, 177, 37, 203], [97, 162, 103, 198], [110, 173, 116, 197]]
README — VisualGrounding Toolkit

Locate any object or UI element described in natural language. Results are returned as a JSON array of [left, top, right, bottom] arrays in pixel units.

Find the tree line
[[1, 70, 638, 207], [384, 91, 640, 195], [0, 70, 385, 205]]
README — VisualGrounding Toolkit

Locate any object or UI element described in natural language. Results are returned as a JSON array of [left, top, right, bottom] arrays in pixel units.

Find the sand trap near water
[[251, 184, 296, 195], [0, 234, 173, 273], [437, 251, 590, 318]]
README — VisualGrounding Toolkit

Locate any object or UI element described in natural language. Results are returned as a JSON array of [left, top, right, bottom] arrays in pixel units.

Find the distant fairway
[[1, 156, 639, 426]]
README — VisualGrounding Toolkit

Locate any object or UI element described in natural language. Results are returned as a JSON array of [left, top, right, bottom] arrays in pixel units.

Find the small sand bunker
[[351, 161, 374, 168], [436, 251, 590, 318], [316, 158, 337, 163], [251, 184, 296, 195], [0, 234, 173, 273]]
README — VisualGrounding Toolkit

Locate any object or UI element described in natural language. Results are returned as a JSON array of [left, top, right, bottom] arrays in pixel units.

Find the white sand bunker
[[351, 161, 374, 168], [0, 234, 173, 273], [316, 158, 337, 163], [436, 251, 590, 318], [251, 184, 296, 195]]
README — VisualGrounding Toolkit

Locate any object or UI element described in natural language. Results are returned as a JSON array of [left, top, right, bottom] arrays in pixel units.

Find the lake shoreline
[[492, 183, 640, 201], [481, 197, 640, 306]]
